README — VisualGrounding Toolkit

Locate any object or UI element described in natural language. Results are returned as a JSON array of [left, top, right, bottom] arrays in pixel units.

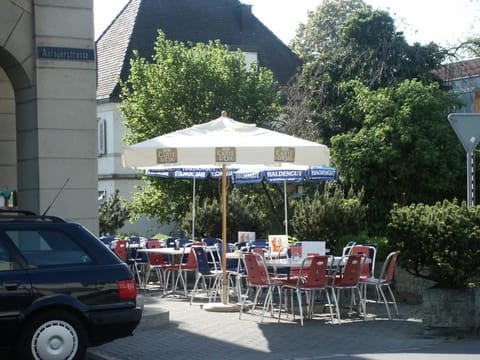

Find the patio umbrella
[[123, 112, 331, 307], [146, 166, 239, 240], [232, 165, 338, 238]]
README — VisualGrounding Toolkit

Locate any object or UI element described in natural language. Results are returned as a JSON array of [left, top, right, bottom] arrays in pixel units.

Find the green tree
[[290, 0, 368, 62], [331, 79, 464, 229], [121, 31, 280, 145], [120, 31, 281, 224], [286, 0, 445, 144], [99, 189, 131, 236]]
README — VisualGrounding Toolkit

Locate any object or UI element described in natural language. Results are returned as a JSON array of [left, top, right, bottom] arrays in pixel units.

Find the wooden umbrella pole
[[221, 163, 228, 304]]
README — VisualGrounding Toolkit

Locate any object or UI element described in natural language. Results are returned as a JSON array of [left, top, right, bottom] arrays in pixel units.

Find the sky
[[93, 0, 480, 47]]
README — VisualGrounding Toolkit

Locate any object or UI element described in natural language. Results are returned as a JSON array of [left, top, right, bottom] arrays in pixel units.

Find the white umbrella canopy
[[123, 113, 331, 306], [123, 114, 330, 168]]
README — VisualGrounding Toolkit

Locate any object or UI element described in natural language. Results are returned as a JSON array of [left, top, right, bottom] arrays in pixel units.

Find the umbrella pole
[[221, 163, 228, 304], [284, 180, 288, 238], [204, 163, 240, 312]]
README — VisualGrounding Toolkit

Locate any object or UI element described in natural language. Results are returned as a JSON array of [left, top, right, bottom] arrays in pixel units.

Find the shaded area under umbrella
[[232, 165, 338, 237], [123, 113, 331, 307]]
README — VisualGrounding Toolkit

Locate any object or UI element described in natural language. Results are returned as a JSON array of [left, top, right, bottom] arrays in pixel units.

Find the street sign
[[448, 113, 480, 152], [448, 113, 480, 207]]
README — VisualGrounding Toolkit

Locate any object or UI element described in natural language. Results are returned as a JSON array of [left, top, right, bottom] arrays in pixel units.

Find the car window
[[5, 229, 94, 267], [0, 240, 15, 271]]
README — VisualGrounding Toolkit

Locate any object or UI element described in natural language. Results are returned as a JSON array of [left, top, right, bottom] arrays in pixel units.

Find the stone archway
[[0, 0, 98, 233]]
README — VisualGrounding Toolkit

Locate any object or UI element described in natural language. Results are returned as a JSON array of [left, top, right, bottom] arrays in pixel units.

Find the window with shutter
[[97, 118, 106, 155]]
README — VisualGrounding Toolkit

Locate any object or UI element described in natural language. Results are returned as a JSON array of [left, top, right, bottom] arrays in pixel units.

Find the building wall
[[0, 0, 98, 233], [97, 102, 167, 237], [0, 68, 16, 190], [448, 75, 480, 113]]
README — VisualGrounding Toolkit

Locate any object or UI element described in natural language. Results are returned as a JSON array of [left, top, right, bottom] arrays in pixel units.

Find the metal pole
[[284, 181, 288, 238], [192, 176, 196, 240], [467, 150, 475, 207], [221, 164, 228, 304]]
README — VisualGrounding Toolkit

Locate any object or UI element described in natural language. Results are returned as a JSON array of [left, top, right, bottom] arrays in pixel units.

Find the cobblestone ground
[[87, 290, 480, 360]]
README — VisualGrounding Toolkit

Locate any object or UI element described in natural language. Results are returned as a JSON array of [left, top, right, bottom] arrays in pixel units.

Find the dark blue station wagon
[[0, 210, 142, 360]]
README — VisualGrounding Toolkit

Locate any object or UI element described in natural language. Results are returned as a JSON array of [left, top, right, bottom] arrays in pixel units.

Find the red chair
[[360, 251, 400, 319], [167, 244, 198, 296], [239, 252, 284, 322], [252, 247, 266, 258], [144, 240, 170, 292], [112, 239, 128, 262], [278, 255, 334, 326], [289, 246, 302, 258], [350, 245, 376, 280], [328, 254, 365, 323]]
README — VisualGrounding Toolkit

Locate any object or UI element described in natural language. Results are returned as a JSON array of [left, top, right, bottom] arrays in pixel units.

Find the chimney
[[237, 4, 253, 32]]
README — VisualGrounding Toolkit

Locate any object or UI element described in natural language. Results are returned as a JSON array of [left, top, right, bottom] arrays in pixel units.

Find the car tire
[[15, 310, 87, 360]]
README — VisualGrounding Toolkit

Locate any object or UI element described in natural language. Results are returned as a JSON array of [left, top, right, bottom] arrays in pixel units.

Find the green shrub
[[99, 189, 131, 236], [181, 187, 269, 241], [290, 184, 367, 252], [387, 199, 480, 289], [153, 233, 171, 239], [334, 234, 392, 261]]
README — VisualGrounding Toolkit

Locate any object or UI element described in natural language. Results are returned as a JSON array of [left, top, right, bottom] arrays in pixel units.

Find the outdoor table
[[136, 247, 189, 294], [263, 256, 371, 280], [264, 256, 370, 269]]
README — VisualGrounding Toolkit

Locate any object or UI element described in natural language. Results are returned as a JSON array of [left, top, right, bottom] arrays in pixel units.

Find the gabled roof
[[436, 57, 480, 81], [96, 0, 301, 101]]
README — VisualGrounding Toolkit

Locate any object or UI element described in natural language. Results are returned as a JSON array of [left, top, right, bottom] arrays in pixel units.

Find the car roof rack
[[0, 209, 66, 223]]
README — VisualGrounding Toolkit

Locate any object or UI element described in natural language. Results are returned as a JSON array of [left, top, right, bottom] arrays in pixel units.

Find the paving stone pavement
[[87, 290, 480, 360]]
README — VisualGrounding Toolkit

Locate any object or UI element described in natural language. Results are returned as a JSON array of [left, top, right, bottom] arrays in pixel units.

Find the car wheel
[[16, 310, 87, 360]]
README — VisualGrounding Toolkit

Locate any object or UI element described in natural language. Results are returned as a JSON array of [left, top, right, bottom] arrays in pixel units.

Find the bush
[[290, 184, 367, 251], [181, 187, 269, 241], [387, 199, 480, 289], [99, 189, 131, 236], [334, 234, 392, 261]]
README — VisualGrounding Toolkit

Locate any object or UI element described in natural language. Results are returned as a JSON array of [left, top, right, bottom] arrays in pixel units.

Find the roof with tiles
[[96, 0, 301, 101], [436, 57, 480, 81]]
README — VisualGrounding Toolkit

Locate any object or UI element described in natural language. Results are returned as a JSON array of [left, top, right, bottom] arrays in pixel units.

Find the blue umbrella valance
[[232, 166, 337, 184], [146, 166, 239, 179]]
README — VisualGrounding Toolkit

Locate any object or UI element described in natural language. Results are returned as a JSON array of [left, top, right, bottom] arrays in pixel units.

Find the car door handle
[[3, 282, 20, 290]]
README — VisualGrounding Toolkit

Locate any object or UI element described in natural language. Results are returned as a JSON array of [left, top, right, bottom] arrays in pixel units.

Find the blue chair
[[164, 237, 178, 248], [128, 236, 140, 243], [127, 246, 148, 287], [202, 237, 221, 246], [235, 241, 249, 252], [99, 235, 116, 246], [249, 240, 267, 250], [216, 243, 246, 301], [215, 243, 236, 269], [176, 238, 193, 249], [189, 246, 222, 304]]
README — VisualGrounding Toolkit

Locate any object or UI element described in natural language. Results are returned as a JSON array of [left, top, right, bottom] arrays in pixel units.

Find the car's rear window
[[5, 229, 94, 267]]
